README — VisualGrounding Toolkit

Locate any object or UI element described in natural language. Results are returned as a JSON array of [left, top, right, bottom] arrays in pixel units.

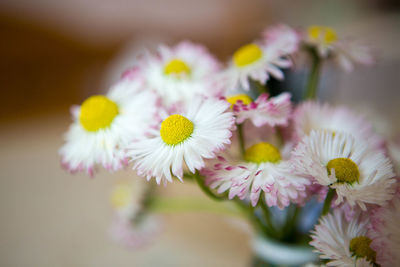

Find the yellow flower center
[[308, 26, 338, 45], [233, 43, 263, 67], [160, 114, 194, 145], [164, 59, 191, 77], [327, 158, 360, 184], [79, 95, 119, 132], [226, 94, 253, 108], [349, 236, 376, 264], [244, 142, 281, 164], [110, 184, 132, 209]]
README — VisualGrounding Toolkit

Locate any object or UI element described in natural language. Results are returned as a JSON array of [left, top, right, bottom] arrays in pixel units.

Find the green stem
[[321, 188, 335, 216], [149, 197, 242, 217], [237, 123, 246, 156], [193, 171, 226, 202], [304, 49, 322, 99]]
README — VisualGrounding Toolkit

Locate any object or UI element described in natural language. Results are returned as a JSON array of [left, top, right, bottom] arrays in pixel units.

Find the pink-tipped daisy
[[262, 24, 300, 55], [369, 192, 400, 266], [142, 41, 222, 108], [128, 97, 235, 184], [203, 142, 310, 209], [291, 101, 384, 150], [305, 25, 373, 72], [292, 130, 396, 210], [226, 92, 292, 127], [59, 78, 159, 175], [310, 209, 376, 267], [223, 41, 292, 91]]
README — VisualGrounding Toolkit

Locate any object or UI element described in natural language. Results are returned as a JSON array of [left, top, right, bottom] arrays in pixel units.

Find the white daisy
[[128, 97, 235, 184], [369, 192, 400, 266], [226, 92, 292, 127], [202, 142, 310, 209], [292, 130, 396, 210], [222, 41, 292, 91], [142, 41, 222, 109], [305, 25, 373, 72], [59, 77, 159, 175], [291, 101, 384, 150], [310, 209, 376, 267]]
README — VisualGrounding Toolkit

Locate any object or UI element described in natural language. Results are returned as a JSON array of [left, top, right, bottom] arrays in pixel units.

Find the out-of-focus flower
[[59, 78, 159, 175], [142, 41, 222, 109], [262, 24, 300, 55], [226, 92, 292, 127], [388, 136, 400, 175], [223, 41, 292, 91], [109, 214, 161, 249], [305, 25, 373, 72], [369, 192, 400, 267], [292, 130, 396, 210], [291, 101, 384, 150], [310, 209, 375, 267], [109, 179, 161, 249], [128, 98, 235, 184], [202, 142, 310, 209]]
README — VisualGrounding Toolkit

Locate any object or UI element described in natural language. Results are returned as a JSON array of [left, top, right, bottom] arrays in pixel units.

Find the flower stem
[[237, 123, 246, 156], [321, 188, 335, 216], [193, 171, 226, 201], [304, 49, 322, 99]]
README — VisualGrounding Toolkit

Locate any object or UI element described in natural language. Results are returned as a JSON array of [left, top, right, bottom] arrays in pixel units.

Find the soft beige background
[[0, 0, 399, 266]]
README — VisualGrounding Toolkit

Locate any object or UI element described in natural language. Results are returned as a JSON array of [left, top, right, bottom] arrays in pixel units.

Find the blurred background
[[0, 0, 399, 266]]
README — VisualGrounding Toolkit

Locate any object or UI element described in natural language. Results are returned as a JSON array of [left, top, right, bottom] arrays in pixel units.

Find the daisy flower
[[110, 178, 147, 218], [226, 92, 292, 127], [223, 40, 292, 91], [369, 193, 400, 266], [262, 24, 300, 55], [291, 101, 384, 150], [109, 214, 161, 249], [292, 130, 396, 210], [59, 77, 159, 175], [310, 209, 376, 267], [142, 41, 222, 109], [109, 178, 161, 249], [202, 142, 310, 209], [128, 97, 235, 184], [305, 25, 373, 72]]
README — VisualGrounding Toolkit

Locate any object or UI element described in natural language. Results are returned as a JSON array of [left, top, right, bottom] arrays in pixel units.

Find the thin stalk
[[304, 49, 322, 99], [321, 188, 335, 216], [234, 199, 265, 234], [193, 171, 226, 202], [237, 123, 246, 156], [149, 197, 242, 217]]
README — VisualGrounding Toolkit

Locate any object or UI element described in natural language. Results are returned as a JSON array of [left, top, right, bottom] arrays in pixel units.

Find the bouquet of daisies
[[59, 24, 399, 266]]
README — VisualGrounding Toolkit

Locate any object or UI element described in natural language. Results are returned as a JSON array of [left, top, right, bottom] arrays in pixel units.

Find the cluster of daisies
[[59, 24, 399, 266]]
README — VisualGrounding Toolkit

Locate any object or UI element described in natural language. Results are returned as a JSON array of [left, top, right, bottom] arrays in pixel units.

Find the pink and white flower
[[59, 77, 159, 175], [222, 41, 292, 91], [202, 142, 310, 209], [369, 191, 400, 266], [227, 92, 292, 127], [142, 41, 222, 109], [262, 24, 300, 55], [291, 101, 384, 150], [128, 97, 235, 184]]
